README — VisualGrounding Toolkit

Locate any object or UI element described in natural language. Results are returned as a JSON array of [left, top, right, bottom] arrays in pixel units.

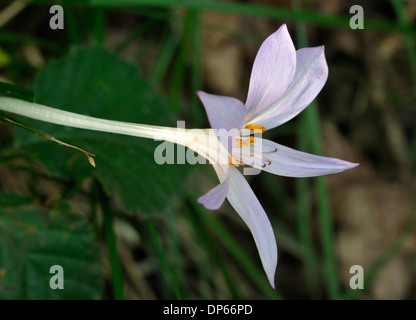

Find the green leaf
[[14, 46, 188, 215], [0, 81, 34, 102], [0, 192, 103, 299], [0, 192, 32, 207]]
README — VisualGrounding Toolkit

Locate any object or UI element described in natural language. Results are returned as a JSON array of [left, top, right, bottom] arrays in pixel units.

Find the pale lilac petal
[[257, 139, 359, 177], [197, 91, 246, 132], [197, 91, 247, 153], [198, 164, 230, 210], [245, 24, 296, 121], [198, 175, 230, 210], [226, 166, 278, 288], [249, 46, 328, 130]]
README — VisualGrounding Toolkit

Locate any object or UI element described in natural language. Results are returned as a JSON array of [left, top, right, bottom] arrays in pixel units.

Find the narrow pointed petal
[[198, 164, 230, 210], [245, 24, 296, 121], [249, 46, 328, 130], [198, 177, 230, 210], [226, 166, 278, 288], [197, 91, 246, 132], [257, 139, 359, 177], [197, 91, 247, 153]]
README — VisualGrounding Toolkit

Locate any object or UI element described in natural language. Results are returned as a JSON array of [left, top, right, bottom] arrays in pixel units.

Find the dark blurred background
[[0, 0, 415, 300]]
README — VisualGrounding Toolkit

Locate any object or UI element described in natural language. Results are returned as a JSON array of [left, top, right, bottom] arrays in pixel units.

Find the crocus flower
[[196, 24, 358, 288], [0, 24, 358, 289]]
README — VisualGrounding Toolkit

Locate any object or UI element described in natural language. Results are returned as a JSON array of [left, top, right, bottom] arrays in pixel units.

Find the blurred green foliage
[[0, 191, 103, 299], [16, 46, 189, 215]]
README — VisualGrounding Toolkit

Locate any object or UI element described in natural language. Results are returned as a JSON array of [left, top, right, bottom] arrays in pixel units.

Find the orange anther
[[245, 124, 266, 133], [228, 155, 245, 167], [235, 136, 255, 147]]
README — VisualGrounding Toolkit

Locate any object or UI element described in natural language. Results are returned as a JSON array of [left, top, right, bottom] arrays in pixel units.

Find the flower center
[[229, 155, 245, 167], [229, 136, 253, 167], [228, 124, 277, 168], [236, 136, 255, 147]]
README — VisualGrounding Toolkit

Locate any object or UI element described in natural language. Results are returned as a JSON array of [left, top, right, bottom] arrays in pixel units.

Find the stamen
[[245, 124, 266, 133], [228, 155, 245, 167], [232, 127, 275, 168], [262, 147, 278, 155], [262, 157, 272, 166], [235, 136, 255, 147]]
